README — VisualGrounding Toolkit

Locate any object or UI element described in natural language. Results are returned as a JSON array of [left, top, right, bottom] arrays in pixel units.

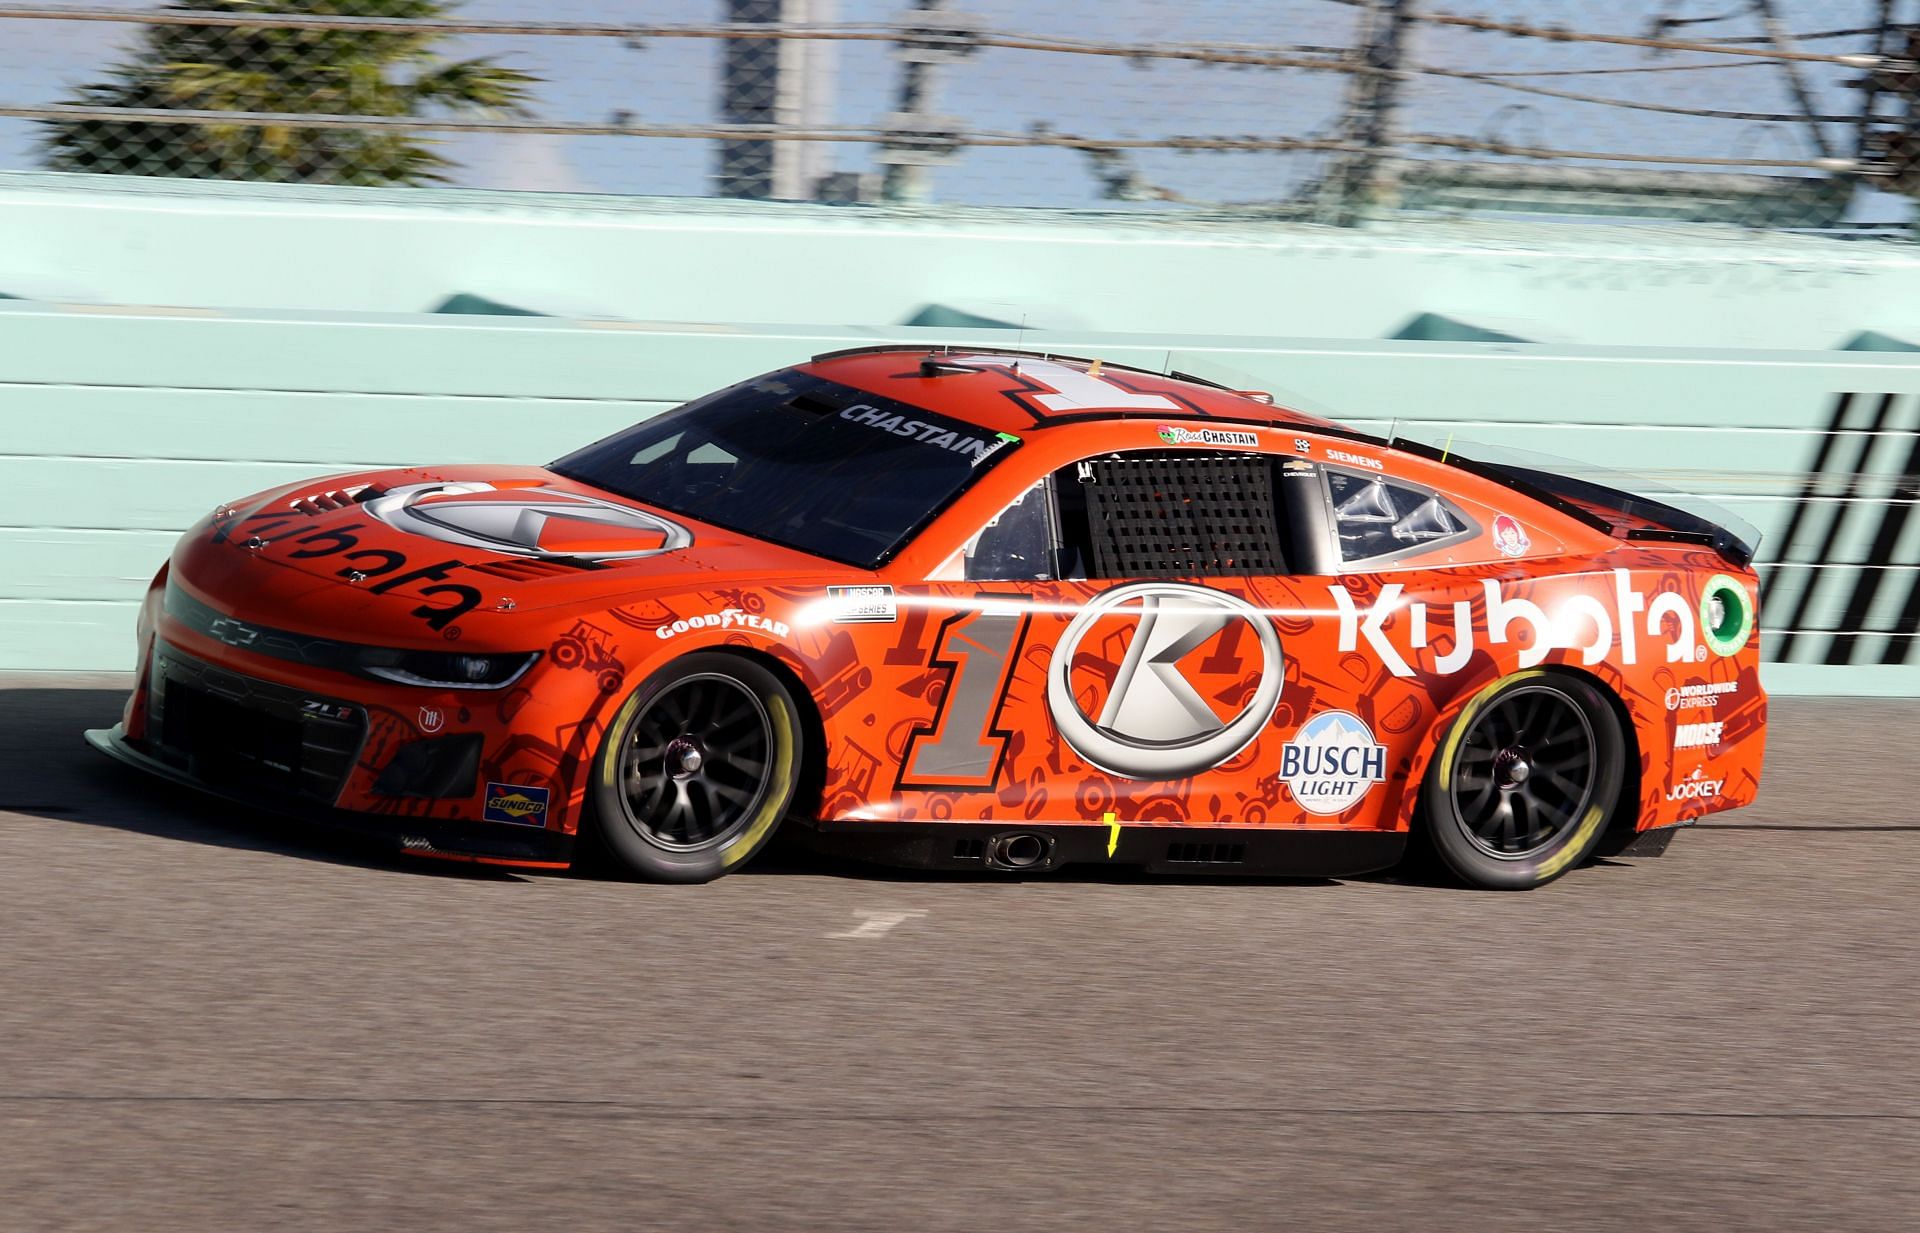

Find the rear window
[[550, 372, 1017, 569]]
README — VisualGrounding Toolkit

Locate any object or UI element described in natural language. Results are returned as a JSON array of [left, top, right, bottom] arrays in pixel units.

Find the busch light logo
[[1280, 711, 1387, 816]]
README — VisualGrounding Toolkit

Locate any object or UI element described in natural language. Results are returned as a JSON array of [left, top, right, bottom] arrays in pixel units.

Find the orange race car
[[87, 347, 1765, 890]]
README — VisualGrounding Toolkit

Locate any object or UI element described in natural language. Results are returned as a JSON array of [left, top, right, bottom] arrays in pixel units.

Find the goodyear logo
[[484, 781, 550, 827]]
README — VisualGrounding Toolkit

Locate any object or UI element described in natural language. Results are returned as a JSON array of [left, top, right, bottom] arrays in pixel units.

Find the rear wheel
[[1421, 671, 1624, 890], [588, 652, 804, 883]]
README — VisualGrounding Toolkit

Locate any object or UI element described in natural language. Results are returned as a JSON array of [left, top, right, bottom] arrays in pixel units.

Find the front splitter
[[84, 724, 574, 870]]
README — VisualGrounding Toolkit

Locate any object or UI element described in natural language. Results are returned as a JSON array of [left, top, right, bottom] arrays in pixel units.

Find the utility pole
[[1318, 0, 1419, 223], [716, 0, 836, 200], [878, 0, 979, 204], [1855, 8, 1920, 200]]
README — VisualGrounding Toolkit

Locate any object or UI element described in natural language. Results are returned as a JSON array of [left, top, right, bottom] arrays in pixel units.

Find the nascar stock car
[[87, 347, 1765, 889]]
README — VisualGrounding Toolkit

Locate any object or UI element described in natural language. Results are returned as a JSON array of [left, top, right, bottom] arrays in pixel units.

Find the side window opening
[[1324, 469, 1474, 566], [1057, 451, 1291, 580], [964, 481, 1058, 581]]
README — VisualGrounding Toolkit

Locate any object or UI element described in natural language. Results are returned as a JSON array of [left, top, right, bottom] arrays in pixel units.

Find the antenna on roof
[[1016, 313, 1027, 350]]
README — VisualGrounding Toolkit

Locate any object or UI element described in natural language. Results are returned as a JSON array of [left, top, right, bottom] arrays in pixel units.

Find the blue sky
[[0, 0, 1896, 215]]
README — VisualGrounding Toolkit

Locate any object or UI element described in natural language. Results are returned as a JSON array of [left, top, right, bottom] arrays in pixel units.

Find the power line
[[1418, 9, 1880, 66], [1425, 65, 1856, 125]]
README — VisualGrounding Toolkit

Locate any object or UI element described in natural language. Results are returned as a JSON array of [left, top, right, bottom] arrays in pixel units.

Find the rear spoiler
[[1393, 440, 1758, 568], [1483, 462, 1759, 568]]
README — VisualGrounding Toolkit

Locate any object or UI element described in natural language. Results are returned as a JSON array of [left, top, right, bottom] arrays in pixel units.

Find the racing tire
[[1421, 670, 1624, 891], [588, 652, 805, 883]]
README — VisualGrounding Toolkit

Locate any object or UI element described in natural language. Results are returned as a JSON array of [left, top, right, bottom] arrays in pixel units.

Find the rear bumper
[[85, 724, 574, 869]]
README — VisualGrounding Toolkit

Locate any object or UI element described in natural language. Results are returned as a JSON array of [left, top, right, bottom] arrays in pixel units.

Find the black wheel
[[1421, 671, 1624, 890], [588, 652, 805, 883]]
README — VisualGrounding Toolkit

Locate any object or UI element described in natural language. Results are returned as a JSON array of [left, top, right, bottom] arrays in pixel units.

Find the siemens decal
[[1333, 571, 1737, 678], [839, 405, 1003, 461]]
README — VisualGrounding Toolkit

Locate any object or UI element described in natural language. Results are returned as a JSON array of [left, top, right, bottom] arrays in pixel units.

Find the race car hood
[[169, 465, 847, 645]]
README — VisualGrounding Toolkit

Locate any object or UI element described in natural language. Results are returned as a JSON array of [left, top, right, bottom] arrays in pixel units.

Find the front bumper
[[87, 723, 573, 868]]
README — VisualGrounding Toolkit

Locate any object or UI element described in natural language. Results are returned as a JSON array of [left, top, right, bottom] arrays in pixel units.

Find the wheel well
[[1539, 665, 1644, 844], [1407, 664, 1644, 843], [695, 645, 828, 823]]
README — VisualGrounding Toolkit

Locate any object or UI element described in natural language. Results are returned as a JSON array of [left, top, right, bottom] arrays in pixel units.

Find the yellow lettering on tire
[[721, 693, 795, 869]]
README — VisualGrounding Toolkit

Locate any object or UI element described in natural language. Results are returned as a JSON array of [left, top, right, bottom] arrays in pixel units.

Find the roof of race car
[[802, 346, 1350, 439]]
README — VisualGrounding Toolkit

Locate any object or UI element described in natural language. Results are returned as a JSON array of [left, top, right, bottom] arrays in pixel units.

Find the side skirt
[[803, 819, 1406, 878]]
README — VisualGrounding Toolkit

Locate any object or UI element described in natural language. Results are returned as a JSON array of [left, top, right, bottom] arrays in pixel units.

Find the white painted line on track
[[825, 909, 928, 940]]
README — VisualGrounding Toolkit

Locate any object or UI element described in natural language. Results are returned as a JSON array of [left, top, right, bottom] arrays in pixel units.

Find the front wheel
[[588, 652, 806, 883], [1421, 671, 1625, 890]]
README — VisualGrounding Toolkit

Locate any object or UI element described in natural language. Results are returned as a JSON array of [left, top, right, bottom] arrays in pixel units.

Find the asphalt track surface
[[1, 677, 1915, 1232]]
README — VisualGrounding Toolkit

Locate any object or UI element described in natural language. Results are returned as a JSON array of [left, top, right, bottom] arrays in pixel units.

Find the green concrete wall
[[3, 297, 1916, 694], [3, 174, 1917, 693]]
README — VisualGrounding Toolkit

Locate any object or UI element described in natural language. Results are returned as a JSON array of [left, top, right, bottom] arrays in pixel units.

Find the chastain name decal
[[656, 608, 791, 641], [1333, 570, 1728, 678], [839, 405, 1004, 462], [1158, 425, 1260, 448]]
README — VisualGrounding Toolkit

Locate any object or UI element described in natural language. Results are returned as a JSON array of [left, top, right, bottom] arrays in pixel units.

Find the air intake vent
[[1165, 842, 1248, 865], [287, 486, 369, 516], [466, 558, 581, 581], [952, 838, 986, 861]]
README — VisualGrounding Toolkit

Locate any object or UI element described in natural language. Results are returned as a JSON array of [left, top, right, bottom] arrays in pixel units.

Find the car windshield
[[550, 372, 1018, 569]]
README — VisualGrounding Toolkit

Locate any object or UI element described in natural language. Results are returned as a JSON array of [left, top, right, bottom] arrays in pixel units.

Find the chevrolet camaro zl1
[[88, 348, 1765, 889]]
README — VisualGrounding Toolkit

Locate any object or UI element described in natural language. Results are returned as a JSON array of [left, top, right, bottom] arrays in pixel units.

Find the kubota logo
[[364, 482, 692, 561], [1045, 583, 1283, 780]]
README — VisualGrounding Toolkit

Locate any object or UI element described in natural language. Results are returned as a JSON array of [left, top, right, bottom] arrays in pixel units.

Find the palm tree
[[41, 0, 539, 186]]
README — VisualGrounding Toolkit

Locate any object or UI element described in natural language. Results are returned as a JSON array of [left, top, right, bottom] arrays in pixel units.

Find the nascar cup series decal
[[484, 782, 550, 827], [1280, 711, 1388, 815], [1046, 583, 1283, 780]]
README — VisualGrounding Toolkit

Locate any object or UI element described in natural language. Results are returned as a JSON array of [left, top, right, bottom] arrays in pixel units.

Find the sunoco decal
[[1157, 426, 1259, 448], [656, 609, 791, 641], [484, 782, 549, 826], [1280, 711, 1387, 815]]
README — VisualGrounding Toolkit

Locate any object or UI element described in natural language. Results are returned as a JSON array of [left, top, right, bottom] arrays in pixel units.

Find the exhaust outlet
[[987, 832, 1052, 871]]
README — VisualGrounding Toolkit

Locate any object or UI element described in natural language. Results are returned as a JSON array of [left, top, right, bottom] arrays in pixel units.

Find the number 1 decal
[[898, 604, 1029, 791], [951, 356, 1181, 413]]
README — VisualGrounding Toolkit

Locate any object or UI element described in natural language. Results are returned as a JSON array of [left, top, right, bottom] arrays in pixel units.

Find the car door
[[892, 444, 1362, 828]]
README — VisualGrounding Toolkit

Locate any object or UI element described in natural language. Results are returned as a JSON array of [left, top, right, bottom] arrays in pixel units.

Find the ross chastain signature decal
[[655, 609, 792, 641], [1332, 570, 1723, 678], [1157, 425, 1259, 448]]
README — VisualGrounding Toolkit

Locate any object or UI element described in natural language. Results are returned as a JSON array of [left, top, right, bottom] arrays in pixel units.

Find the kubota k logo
[[363, 482, 693, 561], [1045, 583, 1284, 780]]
